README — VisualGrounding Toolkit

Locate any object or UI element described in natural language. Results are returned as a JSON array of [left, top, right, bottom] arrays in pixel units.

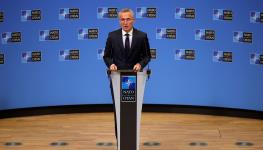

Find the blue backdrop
[[0, 0, 263, 111]]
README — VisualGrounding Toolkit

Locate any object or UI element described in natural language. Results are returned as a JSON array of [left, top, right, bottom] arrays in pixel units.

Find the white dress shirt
[[122, 29, 133, 48]]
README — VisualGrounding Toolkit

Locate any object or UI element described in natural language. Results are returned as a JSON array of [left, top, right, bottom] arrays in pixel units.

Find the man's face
[[119, 12, 134, 32]]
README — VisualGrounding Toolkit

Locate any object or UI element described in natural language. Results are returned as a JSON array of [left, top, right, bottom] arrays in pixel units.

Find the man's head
[[118, 8, 135, 32]]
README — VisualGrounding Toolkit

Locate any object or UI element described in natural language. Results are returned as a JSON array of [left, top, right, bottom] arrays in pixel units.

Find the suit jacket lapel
[[126, 28, 137, 59], [117, 29, 125, 51], [131, 28, 137, 51]]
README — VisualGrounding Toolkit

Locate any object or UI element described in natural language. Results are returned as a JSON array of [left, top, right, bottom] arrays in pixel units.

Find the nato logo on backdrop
[[213, 51, 232, 63], [21, 51, 41, 63], [0, 11, 3, 22], [59, 8, 79, 20], [97, 7, 118, 19], [195, 29, 215, 40], [175, 8, 195, 19], [136, 7, 156, 18], [2, 32, 21, 44], [156, 28, 176, 39], [250, 11, 263, 23], [150, 48, 157, 59], [39, 29, 59, 41], [97, 49, 104, 60], [0, 52, 4, 64], [233, 31, 252, 43], [213, 9, 232, 21], [21, 9, 41, 22], [78, 28, 98, 40], [175, 49, 195, 60], [59, 49, 79, 61], [250, 53, 263, 65], [121, 75, 136, 102]]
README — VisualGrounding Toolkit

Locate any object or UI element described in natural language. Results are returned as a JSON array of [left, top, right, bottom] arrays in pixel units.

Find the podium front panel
[[110, 70, 148, 150]]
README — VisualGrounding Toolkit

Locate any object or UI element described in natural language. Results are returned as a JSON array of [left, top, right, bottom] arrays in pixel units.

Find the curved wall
[[0, 0, 263, 111]]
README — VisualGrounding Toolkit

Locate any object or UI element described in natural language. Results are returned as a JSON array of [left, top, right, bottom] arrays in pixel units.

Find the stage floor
[[0, 112, 263, 150]]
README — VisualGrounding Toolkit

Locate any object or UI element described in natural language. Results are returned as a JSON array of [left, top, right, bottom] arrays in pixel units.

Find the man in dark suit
[[103, 8, 151, 71], [103, 8, 151, 139]]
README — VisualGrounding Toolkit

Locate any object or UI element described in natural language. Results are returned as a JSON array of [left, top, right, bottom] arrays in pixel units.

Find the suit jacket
[[103, 28, 151, 70]]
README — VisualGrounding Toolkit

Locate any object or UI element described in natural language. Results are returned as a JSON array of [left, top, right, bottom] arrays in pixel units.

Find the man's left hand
[[133, 63, 141, 72]]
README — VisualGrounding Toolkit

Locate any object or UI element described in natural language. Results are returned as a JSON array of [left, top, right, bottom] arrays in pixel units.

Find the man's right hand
[[110, 64, 118, 71]]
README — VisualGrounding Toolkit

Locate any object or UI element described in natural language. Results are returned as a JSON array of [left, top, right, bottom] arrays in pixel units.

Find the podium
[[109, 70, 150, 150]]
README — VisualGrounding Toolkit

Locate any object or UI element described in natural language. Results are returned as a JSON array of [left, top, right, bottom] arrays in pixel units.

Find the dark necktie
[[125, 33, 130, 52]]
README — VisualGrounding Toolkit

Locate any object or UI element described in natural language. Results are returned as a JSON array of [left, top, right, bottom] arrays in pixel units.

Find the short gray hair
[[118, 8, 134, 18]]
